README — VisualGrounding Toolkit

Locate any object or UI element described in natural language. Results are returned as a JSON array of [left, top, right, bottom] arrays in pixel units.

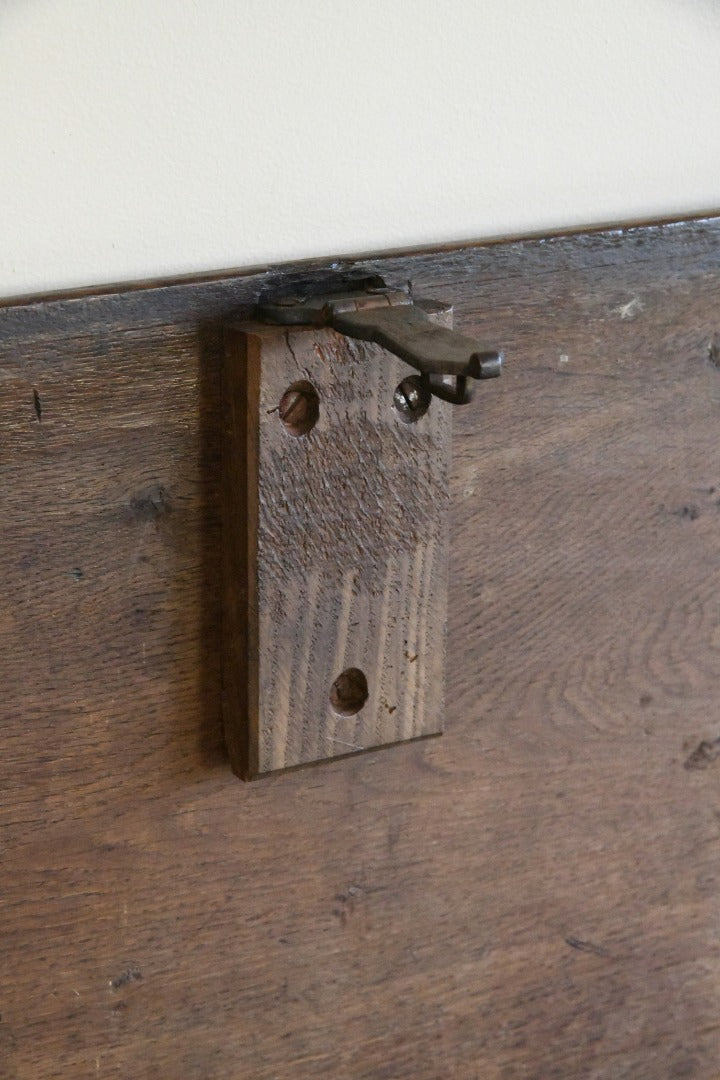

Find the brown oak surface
[[2, 217, 720, 1078]]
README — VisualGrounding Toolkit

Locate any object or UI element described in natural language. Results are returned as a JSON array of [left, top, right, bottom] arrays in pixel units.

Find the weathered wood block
[[223, 315, 452, 778]]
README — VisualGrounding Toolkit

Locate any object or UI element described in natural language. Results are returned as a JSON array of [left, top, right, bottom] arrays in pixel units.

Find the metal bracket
[[258, 273, 503, 406]]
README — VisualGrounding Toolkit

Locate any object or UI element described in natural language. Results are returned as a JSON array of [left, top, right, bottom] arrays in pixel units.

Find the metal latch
[[258, 273, 503, 406]]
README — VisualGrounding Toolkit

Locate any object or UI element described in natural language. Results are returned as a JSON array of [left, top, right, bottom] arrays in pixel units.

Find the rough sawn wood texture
[[2, 216, 720, 1077], [223, 318, 451, 778]]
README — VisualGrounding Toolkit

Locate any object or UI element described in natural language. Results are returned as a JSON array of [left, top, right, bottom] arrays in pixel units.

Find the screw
[[393, 375, 431, 423], [279, 388, 308, 424], [277, 381, 320, 437]]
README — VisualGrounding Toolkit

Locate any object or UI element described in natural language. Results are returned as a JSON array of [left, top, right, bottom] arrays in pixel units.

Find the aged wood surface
[[223, 320, 451, 778], [2, 216, 720, 1077]]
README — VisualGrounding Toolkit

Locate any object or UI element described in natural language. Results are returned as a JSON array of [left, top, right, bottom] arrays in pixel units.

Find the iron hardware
[[258, 274, 502, 405]]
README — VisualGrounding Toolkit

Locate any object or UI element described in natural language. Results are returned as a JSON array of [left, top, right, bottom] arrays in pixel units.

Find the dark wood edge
[[2, 211, 720, 345], [222, 325, 260, 781], [252, 731, 442, 781], [2, 208, 720, 311]]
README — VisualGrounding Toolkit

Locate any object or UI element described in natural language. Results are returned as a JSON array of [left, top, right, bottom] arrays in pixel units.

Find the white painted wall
[[1, 0, 719, 299]]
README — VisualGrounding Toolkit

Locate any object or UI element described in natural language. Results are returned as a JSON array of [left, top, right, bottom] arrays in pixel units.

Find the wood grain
[[223, 319, 451, 778], [2, 216, 720, 1077]]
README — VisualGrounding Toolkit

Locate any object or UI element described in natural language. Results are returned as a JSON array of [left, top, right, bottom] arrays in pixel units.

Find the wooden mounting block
[[222, 314, 454, 778]]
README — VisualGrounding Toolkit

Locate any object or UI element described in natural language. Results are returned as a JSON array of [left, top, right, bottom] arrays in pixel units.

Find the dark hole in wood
[[330, 667, 369, 717]]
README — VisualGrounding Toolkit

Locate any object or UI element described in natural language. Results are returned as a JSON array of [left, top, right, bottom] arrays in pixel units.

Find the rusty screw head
[[277, 380, 319, 437], [393, 374, 431, 424]]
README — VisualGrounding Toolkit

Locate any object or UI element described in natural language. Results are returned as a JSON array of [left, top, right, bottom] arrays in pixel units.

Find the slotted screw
[[277, 381, 320, 436]]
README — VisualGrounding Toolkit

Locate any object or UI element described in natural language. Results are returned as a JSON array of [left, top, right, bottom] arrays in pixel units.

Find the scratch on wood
[[709, 335, 720, 369], [684, 736, 720, 770], [672, 504, 700, 521], [33, 388, 42, 422], [284, 329, 304, 374], [330, 737, 364, 751], [565, 936, 610, 958], [615, 297, 643, 320], [109, 967, 143, 990]]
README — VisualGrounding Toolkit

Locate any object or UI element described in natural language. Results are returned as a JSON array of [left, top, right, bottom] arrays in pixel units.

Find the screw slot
[[278, 380, 319, 437], [330, 668, 368, 716], [393, 375, 431, 424]]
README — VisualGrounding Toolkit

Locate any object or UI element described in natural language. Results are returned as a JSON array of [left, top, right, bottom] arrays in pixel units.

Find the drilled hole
[[393, 375, 431, 424], [277, 380, 319, 436], [330, 668, 369, 716]]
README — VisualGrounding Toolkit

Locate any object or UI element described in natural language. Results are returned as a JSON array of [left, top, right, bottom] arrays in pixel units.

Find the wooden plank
[[223, 320, 451, 777], [2, 213, 720, 346], [1, 218, 720, 1077]]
